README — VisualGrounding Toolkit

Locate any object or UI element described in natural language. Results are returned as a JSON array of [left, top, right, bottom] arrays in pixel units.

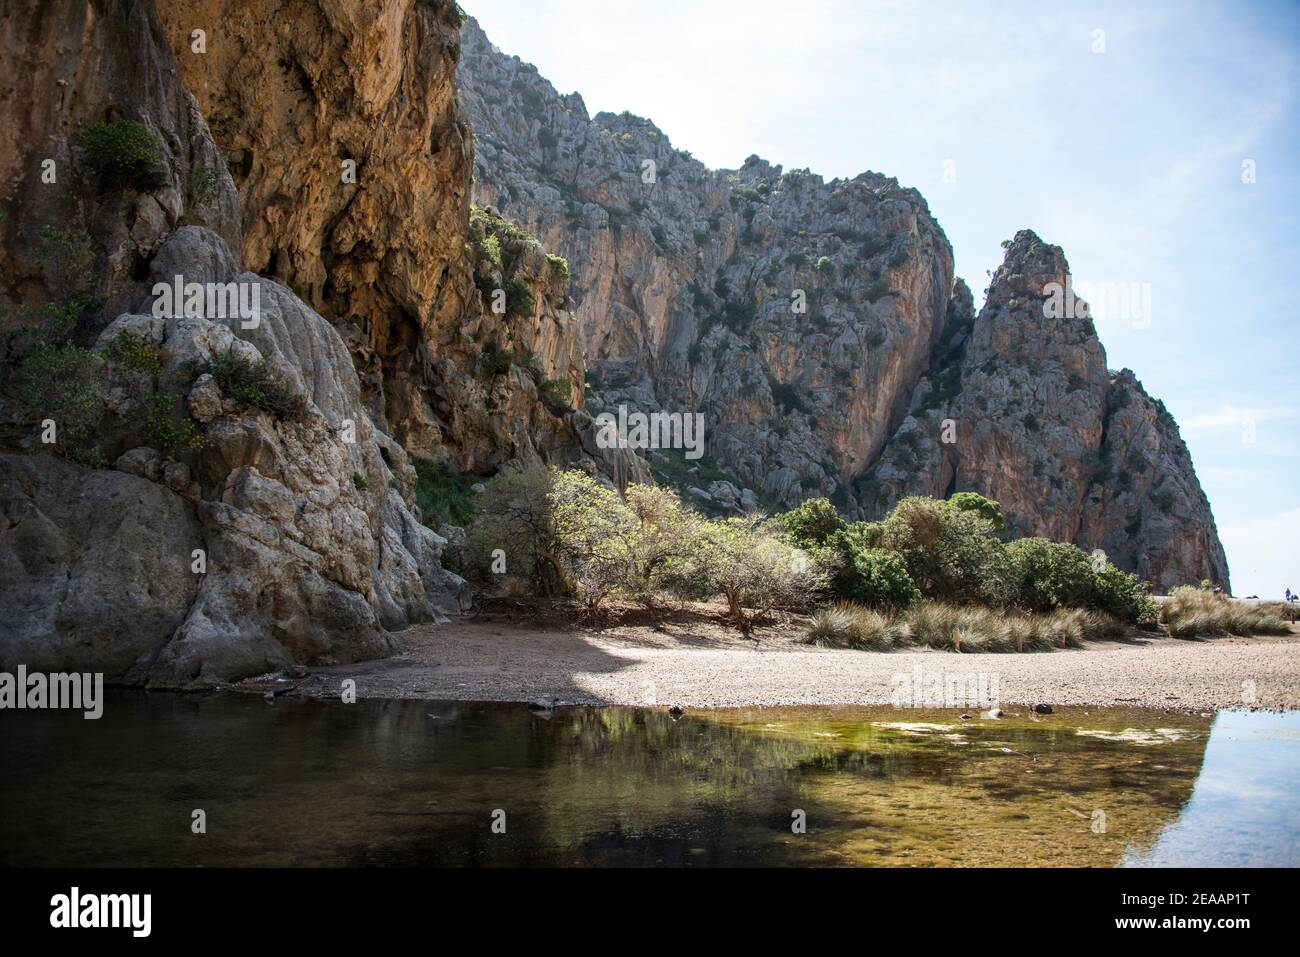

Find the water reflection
[[1123, 709, 1300, 867], [0, 693, 1294, 866]]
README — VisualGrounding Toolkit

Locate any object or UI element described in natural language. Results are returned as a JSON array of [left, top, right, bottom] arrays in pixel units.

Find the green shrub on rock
[[193, 349, 307, 420], [75, 120, 161, 186]]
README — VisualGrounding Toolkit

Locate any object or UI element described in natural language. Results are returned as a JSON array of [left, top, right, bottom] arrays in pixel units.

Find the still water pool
[[2, 693, 1297, 866]]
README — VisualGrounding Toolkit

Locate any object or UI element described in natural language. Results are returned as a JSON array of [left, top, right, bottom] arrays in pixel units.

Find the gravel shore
[[290, 604, 1300, 711]]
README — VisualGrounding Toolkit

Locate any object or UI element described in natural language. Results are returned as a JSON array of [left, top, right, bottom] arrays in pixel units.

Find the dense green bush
[[847, 549, 921, 608], [537, 377, 573, 413], [505, 276, 536, 316], [75, 120, 161, 185], [776, 497, 844, 549], [546, 253, 570, 287], [188, 166, 221, 208], [947, 491, 1005, 532], [144, 393, 206, 457], [1007, 538, 1095, 612], [479, 342, 536, 376], [13, 341, 107, 451], [882, 497, 1014, 605], [412, 459, 477, 529], [1090, 564, 1159, 626], [105, 329, 165, 376]]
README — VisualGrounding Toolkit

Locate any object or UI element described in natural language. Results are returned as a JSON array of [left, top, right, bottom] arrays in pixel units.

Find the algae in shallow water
[[3, 694, 1293, 867]]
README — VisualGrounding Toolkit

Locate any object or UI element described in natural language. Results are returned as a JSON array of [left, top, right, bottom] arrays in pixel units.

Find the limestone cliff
[[459, 19, 1229, 589], [0, 0, 465, 684], [150, 0, 624, 479], [864, 231, 1229, 590], [461, 19, 952, 511]]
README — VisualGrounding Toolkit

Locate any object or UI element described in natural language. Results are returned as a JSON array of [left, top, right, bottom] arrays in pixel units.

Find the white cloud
[[1181, 404, 1299, 436]]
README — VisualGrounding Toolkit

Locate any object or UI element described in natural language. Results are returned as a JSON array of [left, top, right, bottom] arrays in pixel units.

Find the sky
[[467, 0, 1300, 598]]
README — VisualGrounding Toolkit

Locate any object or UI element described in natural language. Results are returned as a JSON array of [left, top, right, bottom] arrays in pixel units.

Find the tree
[[776, 496, 844, 549], [882, 496, 1014, 605], [695, 516, 825, 627], [847, 549, 921, 608], [465, 465, 564, 595], [549, 469, 637, 615], [622, 483, 704, 602]]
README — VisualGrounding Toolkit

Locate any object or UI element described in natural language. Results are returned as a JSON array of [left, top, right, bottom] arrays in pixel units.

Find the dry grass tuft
[[805, 601, 1130, 653], [1161, 588, 1291, 639]]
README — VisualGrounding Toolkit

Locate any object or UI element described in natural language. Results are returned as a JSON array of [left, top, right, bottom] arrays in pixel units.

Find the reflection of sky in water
[[1124, 711, 1300, 867]]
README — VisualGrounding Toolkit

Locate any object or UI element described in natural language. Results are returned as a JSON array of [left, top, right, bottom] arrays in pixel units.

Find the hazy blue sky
[[468, 0, 1299, 597]]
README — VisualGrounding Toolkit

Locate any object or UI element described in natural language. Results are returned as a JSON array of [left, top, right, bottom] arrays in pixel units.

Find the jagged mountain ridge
[[458, 17, 1228, 590]]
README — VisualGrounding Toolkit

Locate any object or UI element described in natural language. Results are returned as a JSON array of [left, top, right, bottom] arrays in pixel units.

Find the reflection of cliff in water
[[0, 693, 1243, 867]]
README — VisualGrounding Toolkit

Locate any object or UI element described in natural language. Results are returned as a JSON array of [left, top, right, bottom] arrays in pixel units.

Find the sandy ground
[[281, 601, 1300, 711]]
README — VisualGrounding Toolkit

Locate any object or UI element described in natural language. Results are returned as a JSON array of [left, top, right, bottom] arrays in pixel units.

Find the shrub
[[36, 226, 97, 296], [465, 465, 563, 595], [694, 515, 826, 626], [621, 483, 705, 600], [948, 491, 1004, 532], [75, 120, 161, 185], [144, 393, 206, 457], [776, 497, 845, 549], [550, 469, 638, 614], [478, 234, 503, 270], [847, 549, 921, 608], [1007, 538, 1095, 612], [537, 377, 573, 413], [13, 341, 107, 450], [865, 275, 891, 302], [412, 459, 477, 529], [546, 253, 570, 287], [194, 349, 307, 419], [505, 276, 535, 316], [1090, 564, 1158, 626], [883, 497, 1014, 605], [104, 329, 164, 376], [188, 166, 221, 208], [479, 342, 535, 376]]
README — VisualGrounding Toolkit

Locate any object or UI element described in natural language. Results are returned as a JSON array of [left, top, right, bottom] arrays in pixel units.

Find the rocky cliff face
[[459, 19, 1228, 589], [0, 0, 649, 683], [461, 19, 953, 511], [149, 0, 630, 481], [0, 0, 487, 684], [864, 231, 1229, 590]]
